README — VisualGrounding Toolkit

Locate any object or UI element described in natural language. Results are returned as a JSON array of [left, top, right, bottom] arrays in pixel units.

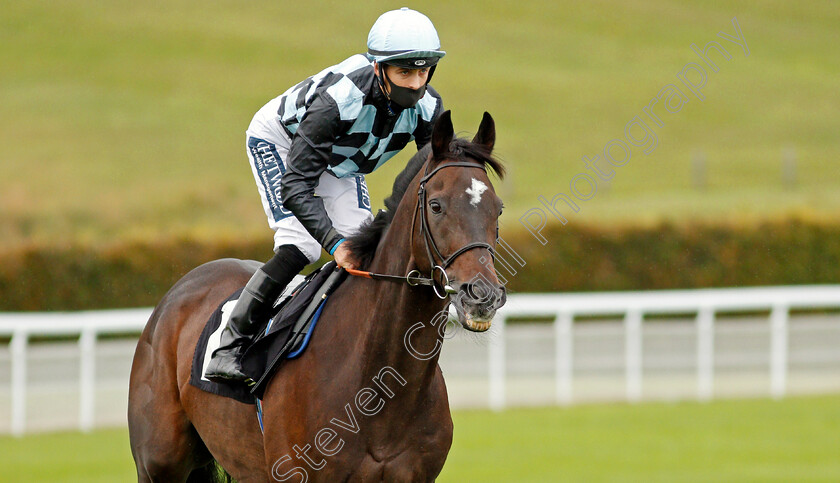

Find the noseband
[[345, 159, 496, 299]]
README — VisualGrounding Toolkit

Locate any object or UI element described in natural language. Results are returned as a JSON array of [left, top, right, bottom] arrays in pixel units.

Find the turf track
[[2, 395, 838, 482]]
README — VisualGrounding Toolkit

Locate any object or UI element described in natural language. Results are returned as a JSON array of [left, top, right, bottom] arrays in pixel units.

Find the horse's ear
[[432, 110, 454, 160], [472, 111, 495, 152]]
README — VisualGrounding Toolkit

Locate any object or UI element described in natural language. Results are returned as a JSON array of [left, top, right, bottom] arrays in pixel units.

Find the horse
[[128, 110, 507, 482]]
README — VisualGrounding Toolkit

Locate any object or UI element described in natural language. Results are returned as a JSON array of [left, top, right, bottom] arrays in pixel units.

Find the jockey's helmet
[[366, 8, 446, 69]]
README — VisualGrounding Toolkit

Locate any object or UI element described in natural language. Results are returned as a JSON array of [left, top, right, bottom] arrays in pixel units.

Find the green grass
[[441, 395, 840, 482], [1, 395, 838, 482], [0, 427, 134, 482], [2, 0, 839, 249]]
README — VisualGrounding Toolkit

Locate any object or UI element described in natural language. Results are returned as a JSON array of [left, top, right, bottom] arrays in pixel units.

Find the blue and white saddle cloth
[[189, 262, 346, 403]]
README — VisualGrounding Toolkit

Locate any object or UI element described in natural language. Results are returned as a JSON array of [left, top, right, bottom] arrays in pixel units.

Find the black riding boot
[[205, 245, 309, 383]]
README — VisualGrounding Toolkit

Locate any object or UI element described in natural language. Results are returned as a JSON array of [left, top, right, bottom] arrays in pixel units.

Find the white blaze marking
[[465, 178, 488, 207]]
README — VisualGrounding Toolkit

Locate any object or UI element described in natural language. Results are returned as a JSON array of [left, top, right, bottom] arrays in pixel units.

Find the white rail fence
[[1, 286, 839, 436], [483, 286, 840, 411], [0, 309, 149, 437]]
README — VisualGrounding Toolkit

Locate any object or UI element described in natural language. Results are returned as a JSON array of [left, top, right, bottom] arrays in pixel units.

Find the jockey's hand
[[333, 243, 360, 271]]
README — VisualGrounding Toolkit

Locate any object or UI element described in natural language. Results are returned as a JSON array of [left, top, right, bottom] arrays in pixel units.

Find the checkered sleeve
[[280, 94, 346, 251]]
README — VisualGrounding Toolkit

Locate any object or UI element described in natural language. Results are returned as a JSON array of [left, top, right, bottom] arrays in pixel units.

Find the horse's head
[[411, 110, 507, 332]]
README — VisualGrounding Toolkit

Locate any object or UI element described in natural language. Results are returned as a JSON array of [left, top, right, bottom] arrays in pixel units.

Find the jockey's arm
[[279, 95, 348, 258]]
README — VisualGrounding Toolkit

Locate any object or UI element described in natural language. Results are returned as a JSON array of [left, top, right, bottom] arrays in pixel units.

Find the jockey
[[206, 8, 446, 382]]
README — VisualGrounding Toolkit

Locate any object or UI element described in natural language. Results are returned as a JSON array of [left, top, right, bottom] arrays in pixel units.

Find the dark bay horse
[[128, 110, 506, 482]]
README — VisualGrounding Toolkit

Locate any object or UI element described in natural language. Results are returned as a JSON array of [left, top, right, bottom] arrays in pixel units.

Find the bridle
[[410, 160, 496, 297], [345, 159, 496, 299]]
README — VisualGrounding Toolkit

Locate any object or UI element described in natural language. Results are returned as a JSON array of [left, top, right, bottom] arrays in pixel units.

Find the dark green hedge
[[501, 219, 840, 293], [1, 219, 838, 311], [0, 239, 275, 311]]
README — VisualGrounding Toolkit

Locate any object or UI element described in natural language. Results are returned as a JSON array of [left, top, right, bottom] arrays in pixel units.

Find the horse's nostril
[[462, 281, 505, 307], [465, 282, 489, 301]]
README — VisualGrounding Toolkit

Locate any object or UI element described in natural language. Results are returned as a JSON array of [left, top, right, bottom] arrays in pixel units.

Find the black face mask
[[380, 68, 426, 109]]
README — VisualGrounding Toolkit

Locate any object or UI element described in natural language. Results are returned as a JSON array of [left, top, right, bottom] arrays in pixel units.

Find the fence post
[[770, 304, 789, 399], [696, 307, 715, 401], [488, 316, 506, 411], [79, 328, 97, 432], [10, 329, 28, 437], [625, 309, 643, 403], [554, 311, 573, 405]]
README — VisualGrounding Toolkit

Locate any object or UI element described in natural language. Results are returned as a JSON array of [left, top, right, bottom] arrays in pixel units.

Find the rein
[[344, 159, 495, 299], [343, 267, 447, 291]]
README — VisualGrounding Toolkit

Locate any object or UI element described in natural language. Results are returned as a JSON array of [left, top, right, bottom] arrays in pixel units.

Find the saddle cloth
[[189, 262, 346, 403]]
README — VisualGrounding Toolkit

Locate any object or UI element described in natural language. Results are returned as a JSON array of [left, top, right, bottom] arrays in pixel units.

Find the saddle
[[189, 261, 347, 403]]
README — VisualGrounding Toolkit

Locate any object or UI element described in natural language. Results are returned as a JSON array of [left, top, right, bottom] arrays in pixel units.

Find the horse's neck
[[341, 194, 448, 400]]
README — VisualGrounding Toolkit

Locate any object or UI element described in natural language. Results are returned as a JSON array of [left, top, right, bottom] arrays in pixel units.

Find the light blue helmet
[[366, 8, 445, 69]]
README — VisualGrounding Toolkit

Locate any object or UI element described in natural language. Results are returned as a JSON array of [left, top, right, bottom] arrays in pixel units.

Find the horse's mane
[[346, 138, 505, 269]]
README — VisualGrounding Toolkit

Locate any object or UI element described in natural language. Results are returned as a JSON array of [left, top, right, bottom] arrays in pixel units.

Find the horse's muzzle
[[451, 279, 507, 332]]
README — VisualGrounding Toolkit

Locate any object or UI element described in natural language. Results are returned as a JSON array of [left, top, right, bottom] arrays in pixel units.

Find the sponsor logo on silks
[[356, 175, 372, 211], [248, 137, 294, 222], [414, 59, 426, 66]]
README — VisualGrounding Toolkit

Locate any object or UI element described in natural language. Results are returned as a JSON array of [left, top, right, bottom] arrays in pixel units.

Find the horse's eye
[[429, 200, 442, 214]]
